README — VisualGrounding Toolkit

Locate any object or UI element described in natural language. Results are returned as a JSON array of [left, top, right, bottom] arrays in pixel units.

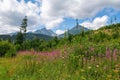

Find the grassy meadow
[[0, 24, 120, 80]]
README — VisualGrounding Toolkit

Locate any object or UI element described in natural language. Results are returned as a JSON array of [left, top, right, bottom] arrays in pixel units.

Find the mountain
[[34, 28, 56, 36], [0, 33, 53, 41], [9, 32, 18, 36], [0, 28, 56, 41], [69, 25, 89, 34], [59, 24, 89, 37]]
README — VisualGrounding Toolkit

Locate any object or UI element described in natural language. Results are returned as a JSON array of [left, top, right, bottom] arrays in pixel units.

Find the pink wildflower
[[105, 47, 111, 60], [90, 47, 95, 52], [113, 49, 117, 61]]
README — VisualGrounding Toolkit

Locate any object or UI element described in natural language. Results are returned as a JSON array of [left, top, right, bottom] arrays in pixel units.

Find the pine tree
[[54, 36, 59, 45], [81, 26, 85, 37], [16, 16, 28, 45], [20, 16, 27, 33], [16, 32, 24, 45], [68, 29, 72, 43], [114, 16, 117, 24], [76, 19, 79, 28]]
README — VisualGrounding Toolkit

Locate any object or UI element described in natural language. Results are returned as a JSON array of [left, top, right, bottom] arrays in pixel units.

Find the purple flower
[[113, 49, 117, 61], [90, 47, 95, 52], [105, 47, 111, 60]]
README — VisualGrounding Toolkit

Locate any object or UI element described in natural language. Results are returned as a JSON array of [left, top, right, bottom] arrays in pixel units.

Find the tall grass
[[0, 44, 120, 80]]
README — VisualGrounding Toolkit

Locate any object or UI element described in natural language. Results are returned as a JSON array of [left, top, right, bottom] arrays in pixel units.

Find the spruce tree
[[20, 16, 27, 33], [68, 31, 72, 43], [16, 32, 24, 45], [16, 16, 28, 45], [54, 36, 59, 45]]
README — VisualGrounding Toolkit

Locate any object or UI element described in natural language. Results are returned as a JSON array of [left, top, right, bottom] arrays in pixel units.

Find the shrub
[[0, 41, 16, 57], [15, 44, 22, 51], [68, 33, 72, 43], [112, 31, 119, 39]]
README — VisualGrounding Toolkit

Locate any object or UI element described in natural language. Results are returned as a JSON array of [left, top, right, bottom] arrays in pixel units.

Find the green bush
[[15, 44, 22, 51], [0, 41, 16, 57], [112, 31, 119, 39]]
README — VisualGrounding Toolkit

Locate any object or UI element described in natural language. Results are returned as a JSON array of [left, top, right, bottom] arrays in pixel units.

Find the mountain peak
[[41, 28, 47, 30], [59, 24, 89, 37], [69, 24, 89, 34], [34, 28, 56, 36]]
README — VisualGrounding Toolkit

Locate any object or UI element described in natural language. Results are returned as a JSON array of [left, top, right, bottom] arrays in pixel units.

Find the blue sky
[[53, 8, 120, 33], [0, 0, 120, 35]]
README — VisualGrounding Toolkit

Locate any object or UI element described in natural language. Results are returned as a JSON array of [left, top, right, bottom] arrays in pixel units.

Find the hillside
[[0, 23, 120, 80], [94, 23, 120, 35], [60, 23, 119, 43]]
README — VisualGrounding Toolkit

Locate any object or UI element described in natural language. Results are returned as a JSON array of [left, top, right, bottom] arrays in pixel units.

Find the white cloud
[[0, 25, 19, 34], [40, 0, 120, 29], [81, 15, 109, 30], [40, 0, 120, 19], [56, 30, 65, 35], [0, 0, 41, 34], [0, 0, 120, 34], [46, 18, 64, 29], [40, 16, 64, 29]]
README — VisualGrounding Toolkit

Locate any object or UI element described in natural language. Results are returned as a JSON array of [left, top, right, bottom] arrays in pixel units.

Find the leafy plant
[[0, 41, 16, 57]]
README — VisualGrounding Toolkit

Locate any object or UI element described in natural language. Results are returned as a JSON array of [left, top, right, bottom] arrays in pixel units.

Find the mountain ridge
[[59, 24, 89, 37], [34, 28, 57, 36]]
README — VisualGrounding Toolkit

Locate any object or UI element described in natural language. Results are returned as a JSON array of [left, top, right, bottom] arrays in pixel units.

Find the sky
[[0, 0, 120, 35]]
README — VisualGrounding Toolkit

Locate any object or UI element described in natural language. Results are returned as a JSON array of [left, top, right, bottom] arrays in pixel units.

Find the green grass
[[0, 46, 120, 80], [0, 23, 120, 80]]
